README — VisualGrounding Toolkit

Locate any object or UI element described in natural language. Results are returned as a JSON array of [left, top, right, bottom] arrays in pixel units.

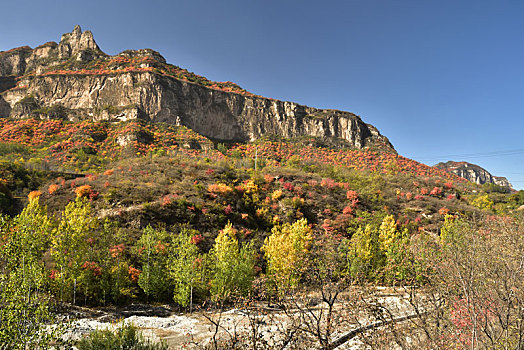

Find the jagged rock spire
[[58, 25, 102, 59]]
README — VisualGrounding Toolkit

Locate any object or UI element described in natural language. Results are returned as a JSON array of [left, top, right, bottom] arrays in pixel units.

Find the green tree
[[136, 226, 172, 301], [167, 228, 203, 309], [0, 274, 63, 349], [0, 195, 53, 308]]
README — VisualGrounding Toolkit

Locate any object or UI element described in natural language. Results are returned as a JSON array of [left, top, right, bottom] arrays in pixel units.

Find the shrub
[[207, 183, 233, 195], [76, 323, 167, 350], [471, 194, 494, 211], [75, 184, 93, 198], [271, 189, 283, 201], [27, 190, 42, 201], [48, 184, 59, 194]]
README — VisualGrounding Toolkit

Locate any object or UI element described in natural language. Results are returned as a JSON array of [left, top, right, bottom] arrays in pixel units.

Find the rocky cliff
[[435, 161, 513, 189], [0, 26, 392, 149]]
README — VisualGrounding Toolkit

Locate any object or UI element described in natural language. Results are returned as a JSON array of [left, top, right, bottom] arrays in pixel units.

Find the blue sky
[[2, 0, 524, 189]]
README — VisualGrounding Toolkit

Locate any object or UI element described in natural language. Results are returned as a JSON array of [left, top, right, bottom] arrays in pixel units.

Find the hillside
[[0, 118, 477, 222], [0, 25, 391, 149]]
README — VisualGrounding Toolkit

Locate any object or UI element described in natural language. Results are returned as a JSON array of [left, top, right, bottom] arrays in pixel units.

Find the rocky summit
[[0, 25, 392, 149], [435, 160, 513, 189]]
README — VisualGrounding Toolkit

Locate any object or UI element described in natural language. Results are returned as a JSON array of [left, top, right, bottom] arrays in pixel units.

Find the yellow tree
[[379, 215, 397, 253], [379, 214, 411, 281], [4, 192, 54, 272], [210, 223, 255, 301], [0, 193, 63, 348], [349, 224, 379, 278], [51, 197, 99, 302], [262, 218, 313, 293]]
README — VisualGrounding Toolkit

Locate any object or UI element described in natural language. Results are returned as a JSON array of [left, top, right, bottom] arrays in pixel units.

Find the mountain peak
[[58, 25, 103, 59], [72, 24, 82, 35]]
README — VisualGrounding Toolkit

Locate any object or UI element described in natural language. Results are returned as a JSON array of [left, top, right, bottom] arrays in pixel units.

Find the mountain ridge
[[0, 25, 392, 150]]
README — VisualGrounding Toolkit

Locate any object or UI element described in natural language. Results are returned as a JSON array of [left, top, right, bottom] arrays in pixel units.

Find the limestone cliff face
[[493, 176, 512, 189], [0, 26, 392, 149], [435, 161, 513, 189], [0, 46, 33, 76]]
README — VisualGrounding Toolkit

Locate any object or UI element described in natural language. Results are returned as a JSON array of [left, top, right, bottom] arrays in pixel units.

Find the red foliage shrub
[[283, 182, 294, 192], [48, 184, 59, 195], [346, 190, 358, 201], [321, 178, 337, 190], [128, 266, 140, 282], [75, 184, 92, 198], [439, 207, 450, 216], [28, 190, 42, 201], [109, 244, 125, 258], [430, 187, 442, 196], [82, 261, 102, 276], [342, 206, 353, 215], [191, 234, 204, 245]]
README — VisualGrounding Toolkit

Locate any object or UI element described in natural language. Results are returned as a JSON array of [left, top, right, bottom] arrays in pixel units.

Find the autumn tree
[[379, 215, 412, 282], [51, 197, 98, 302], [262, 218, 313, 295], [360, 213, 524, 349], [348, 224, 381, 279], [210, 222, 255, 302], [0, 195, 63, 348], [348, 215, 412, 281]]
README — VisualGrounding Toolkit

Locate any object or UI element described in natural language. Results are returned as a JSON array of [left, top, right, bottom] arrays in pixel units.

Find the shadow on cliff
[[0, 96, 11, 117], [0, 76, 15, 117]]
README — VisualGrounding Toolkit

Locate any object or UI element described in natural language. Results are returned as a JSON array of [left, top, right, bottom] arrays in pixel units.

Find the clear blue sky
[[2, 0, 524, 189]]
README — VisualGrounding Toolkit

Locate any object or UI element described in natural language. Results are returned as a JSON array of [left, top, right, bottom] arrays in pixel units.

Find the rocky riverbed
[[57, 288, 417, 349]]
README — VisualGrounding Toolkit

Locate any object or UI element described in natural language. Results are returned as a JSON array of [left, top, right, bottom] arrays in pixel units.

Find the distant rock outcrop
[[434, 161, 513, 189], [0, 26, 393, 149]]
